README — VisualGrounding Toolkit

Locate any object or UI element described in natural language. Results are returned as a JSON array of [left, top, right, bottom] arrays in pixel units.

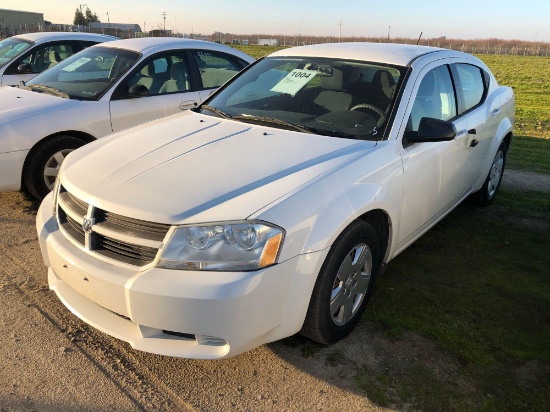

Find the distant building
[[88, 22, 142, 38], [0, 8, 44, 36], [259, 38, 278, 46], [149, 29, 172, 37]]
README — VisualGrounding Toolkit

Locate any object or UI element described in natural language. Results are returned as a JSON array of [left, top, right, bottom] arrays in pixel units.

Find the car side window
[[20, 42, 75, 73], [455, 63, 487, 113], [409, 65, 457, 131], [191, 50, 242, 89], [126, 53, 191, 96]]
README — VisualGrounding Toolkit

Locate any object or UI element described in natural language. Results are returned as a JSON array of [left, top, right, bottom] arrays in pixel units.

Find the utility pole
[[161, 12, 167, 35], [339, 20, 343, 42], [107, 12, 110, 32], [388, 25, 391, 42], [79, 4, 87, 27]]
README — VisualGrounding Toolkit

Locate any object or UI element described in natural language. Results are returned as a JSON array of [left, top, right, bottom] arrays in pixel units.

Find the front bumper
[[0, 150, 28, 192], [37, 193, 329, 359]]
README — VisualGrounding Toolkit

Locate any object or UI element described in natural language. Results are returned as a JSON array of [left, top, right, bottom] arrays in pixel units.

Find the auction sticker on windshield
[[271, 69, 317, 95], [62, 57, 92, 72]]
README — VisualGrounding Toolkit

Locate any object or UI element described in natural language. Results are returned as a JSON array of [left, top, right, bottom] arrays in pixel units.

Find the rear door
[[109, 51, 201, 132], [450, 62, 501, 190]]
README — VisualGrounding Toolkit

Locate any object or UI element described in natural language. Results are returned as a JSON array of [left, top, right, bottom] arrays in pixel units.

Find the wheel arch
[[21, 130, 96, 190], [357, 209, 392, 268]]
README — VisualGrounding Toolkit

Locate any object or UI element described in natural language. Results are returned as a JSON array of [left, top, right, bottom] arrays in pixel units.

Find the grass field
[[234, 45, 550, 410]]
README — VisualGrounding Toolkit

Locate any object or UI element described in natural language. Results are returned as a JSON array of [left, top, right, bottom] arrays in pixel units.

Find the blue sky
[[7, 0, 550, 42]]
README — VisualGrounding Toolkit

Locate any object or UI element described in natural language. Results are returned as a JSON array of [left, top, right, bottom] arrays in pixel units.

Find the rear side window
[[191, 50, 242, 89], [455, 63, 487, 113]]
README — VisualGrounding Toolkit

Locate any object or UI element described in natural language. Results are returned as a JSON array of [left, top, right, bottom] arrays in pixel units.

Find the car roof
[[98, 37, 255, 62], [268, 42, 461, 67], [14, 31, 118, 43]]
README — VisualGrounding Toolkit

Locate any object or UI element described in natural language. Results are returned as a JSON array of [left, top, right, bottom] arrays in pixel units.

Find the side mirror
[[406, 117, 456, 143], [127, 83, 149, 98], [17, 63, 34, 74]]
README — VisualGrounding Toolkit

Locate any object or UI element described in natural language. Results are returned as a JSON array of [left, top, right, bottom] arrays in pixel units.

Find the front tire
[[471, 141, 507, 206], [23, 135, 86, 200], [301, 220, 380, 344]]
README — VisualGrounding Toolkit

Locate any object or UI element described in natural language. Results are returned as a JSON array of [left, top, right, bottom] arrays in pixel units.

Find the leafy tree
[[73, 7, 100, 25], [85, 8, 100, 23]]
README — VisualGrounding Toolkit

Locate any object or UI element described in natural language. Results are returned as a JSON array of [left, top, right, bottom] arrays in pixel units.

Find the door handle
[[179, 100, 198, 110], [467, 128, 478, 147]]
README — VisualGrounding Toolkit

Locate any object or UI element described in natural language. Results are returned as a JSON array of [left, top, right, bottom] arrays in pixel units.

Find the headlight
[[157, 221, 284, 271]]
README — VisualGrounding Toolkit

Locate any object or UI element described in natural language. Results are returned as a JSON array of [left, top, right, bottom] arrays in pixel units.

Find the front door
[[397, 63, 472, 247], [109, 52, 201, 132]]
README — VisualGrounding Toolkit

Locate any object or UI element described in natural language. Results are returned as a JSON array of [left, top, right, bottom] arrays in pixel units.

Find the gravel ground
[[1, 169, 547, 411]]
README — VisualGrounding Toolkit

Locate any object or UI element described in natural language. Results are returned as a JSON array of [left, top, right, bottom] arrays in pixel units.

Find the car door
[[397, 62, 474, 247], [450, 62, 501, 190], [1, 40, 79, 86], [109, 52, 202, 133]]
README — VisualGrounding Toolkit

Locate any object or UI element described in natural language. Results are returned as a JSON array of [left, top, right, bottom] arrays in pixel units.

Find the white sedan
[[0, 32, 116, 86], [37, 43, 514, 359], [0, 38, 254, 199]]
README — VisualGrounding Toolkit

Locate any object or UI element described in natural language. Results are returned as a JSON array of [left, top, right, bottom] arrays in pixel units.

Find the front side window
[[409, 65, 457, 131], [19, 42, 76, 74], [192, 50, 243, 89], [0, 38, 32, 68], [125, 53, 191, 96], [24, 46, 140, 100], [455, 63, 486, 113], [200, 57, 406, 140]]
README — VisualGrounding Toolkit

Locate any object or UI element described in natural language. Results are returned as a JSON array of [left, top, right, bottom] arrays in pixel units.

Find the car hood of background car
[[62, 112, 376, 225], [0, 86, 78, 128]]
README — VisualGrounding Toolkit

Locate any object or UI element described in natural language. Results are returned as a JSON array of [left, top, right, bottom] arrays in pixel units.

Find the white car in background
[[0, 37, 253, 199], [37, 43, 514, 359], [0, 32, 116, 86]]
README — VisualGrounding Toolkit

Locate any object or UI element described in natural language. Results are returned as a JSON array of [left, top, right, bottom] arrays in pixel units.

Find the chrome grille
[[64, 213, 86, 245], [95, 209, 169, 241], [96, 234, 159, 266], [57, 187, 170, 266]]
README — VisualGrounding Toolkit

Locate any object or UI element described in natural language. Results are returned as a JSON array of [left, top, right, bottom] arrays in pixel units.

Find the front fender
[[254, 141, 403, 263]]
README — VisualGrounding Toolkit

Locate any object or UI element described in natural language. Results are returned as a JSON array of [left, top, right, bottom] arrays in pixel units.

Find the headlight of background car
[[157, 221, 284, 271]]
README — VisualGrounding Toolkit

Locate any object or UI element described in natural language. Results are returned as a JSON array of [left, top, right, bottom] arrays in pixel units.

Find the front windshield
[[201, 57, 405, 140], [0, 38, 32, 68], [25, 46, 140, 100]]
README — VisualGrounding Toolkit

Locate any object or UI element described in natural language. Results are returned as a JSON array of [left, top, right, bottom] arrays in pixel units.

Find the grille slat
[[100, 236, 158, 260], [57, 188, 169, 267], [96, 210, 170, 241], [59, 191, 89, 216]]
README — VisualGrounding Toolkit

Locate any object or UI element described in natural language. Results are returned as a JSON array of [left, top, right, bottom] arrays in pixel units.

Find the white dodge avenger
[[0, 37, 253, 199], [37, 43, 514, 359]]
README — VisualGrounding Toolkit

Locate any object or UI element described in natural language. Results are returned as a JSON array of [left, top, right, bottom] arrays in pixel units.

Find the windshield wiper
[[26, 84, 70, 99], [232, 114, 316, 134], [198, 104, 233, 119]]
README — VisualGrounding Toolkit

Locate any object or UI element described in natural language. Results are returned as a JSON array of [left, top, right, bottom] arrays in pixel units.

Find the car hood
[[62, 112, 376, 224], [0, 85, 76, 126]]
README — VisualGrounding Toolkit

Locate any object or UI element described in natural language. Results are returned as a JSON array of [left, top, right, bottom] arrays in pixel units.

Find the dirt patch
[[502, 169, 550, 192]]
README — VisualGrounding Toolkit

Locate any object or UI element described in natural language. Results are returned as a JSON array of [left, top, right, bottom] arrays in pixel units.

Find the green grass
[[507, 135, 550, 174], [477, 55, 550, 139], [358, 189, 550, 410]]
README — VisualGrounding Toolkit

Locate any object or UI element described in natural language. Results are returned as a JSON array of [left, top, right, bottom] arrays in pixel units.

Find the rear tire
[[301, 219, 380, 344], [23, 135, 86, 200], [470, 141, 507, 206]]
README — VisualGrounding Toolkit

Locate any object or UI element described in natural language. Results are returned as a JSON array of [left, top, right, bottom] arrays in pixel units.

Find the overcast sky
[[5, 0, 550, 42]]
